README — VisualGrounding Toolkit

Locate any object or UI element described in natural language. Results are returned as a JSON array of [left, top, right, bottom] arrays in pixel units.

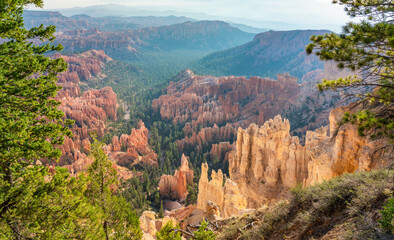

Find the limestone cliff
[[52, 50, 156, 179], [229, 113, 391, 208], [59, 121, 156, 179], [197, 163, 247, 218], [58, 86, 117, 142], [228, 116, 325, 207], [158, 154, 194, 201], [197, 110, 392, 214]]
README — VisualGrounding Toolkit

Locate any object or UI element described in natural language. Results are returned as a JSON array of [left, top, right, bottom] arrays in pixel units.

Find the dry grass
[[216, 169, 394, 240]]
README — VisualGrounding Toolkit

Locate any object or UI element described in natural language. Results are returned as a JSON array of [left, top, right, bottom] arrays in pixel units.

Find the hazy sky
[[37, 0, 352, 31]]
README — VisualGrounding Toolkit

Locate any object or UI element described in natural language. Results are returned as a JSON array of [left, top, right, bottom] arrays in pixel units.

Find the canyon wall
[[177, 123, 237, 154], [59, 120, 157, 179], [54, 50, 117, 165], [197, 109, 392, 215], [55, 50, 112, 98], [153, 67, 346, 150], [53, 50, 156, 177], [153, 69, 300, 130]]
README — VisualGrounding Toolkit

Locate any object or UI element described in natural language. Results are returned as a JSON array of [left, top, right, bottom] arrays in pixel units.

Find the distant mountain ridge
[[23, 10, 195, 31], [194, 29, 331, 79], [54, 20, 255, 60], [23, 11, 93, 31]]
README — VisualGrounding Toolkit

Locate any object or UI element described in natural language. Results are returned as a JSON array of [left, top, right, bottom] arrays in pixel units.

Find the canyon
[[153, 67, 345, 167], [53, 50, 157, 178]]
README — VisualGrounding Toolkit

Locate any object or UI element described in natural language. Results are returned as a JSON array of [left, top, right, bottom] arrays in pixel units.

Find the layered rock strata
[[153, 69, 300, 130], [55, 50, 112, 98], [59, 87, 117, 140]]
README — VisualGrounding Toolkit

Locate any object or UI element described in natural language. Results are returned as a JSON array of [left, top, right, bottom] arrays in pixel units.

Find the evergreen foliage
[[86, 138, 142, 240], [379, 197, 394, 232], [0, 0, 89, 238], [193, 220, 216, 240], [156, 222, 182, 240], [306, 0, 394, 140]]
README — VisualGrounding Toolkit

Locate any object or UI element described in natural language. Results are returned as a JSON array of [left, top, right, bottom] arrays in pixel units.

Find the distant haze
[[31, 0, 352, 32]]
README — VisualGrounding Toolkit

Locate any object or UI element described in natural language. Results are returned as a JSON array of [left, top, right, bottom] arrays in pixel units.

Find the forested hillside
[[194, 30, 329, 79]]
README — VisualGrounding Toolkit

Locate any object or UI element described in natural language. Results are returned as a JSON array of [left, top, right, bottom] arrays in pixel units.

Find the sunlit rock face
[[159, 154, 194, 201], [153, 66, 350, 152], [197, 163, 247, 218], [55, 50, 116, 166], [197, 108, 392, 215], [139, 211, 157, 239], [228, 115, 326, 207], [229, 112, 392, 208]]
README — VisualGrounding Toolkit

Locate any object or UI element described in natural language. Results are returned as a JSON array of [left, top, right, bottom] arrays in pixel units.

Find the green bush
[[193, 220, 216, 240], [156, 222, 182, 240], [380, 197, 394, 232]]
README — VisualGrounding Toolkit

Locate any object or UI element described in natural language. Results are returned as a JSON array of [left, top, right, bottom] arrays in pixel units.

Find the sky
[[35, 0, 352, 31]]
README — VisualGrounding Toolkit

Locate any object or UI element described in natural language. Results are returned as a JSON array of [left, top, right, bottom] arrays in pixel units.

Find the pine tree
[[156, 222, 182, 240], [193, 220, 216, 240], [306, 0, 393, 140], [159, 201, 164, 218], [0, 0, 94, 238], [86, 138, 142, 239]]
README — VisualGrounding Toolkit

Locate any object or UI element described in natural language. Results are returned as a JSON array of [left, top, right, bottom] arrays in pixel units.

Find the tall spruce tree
[[306, 0, 393, 140], [0, 0, 99, 238], [86, 138, 142, 240]]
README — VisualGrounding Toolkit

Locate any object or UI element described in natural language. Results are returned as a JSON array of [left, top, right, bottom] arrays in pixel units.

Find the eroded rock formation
[[59, 86, 117, 142], [108, 120, 158, 168], [139, 211, 179, 240], [55, 50, 112, 98], [197, 163, 247, 218], [197, 109, 392, 215], [63, 154, 134, 180], [210, 142, 233, 163], [52, 50, 156, 178], [177, 123, 237, 154], [228, 116, 324, 207], [153, 70, 300, 130], [139, 211, 157, 239], [159, 154, 194, 201]]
